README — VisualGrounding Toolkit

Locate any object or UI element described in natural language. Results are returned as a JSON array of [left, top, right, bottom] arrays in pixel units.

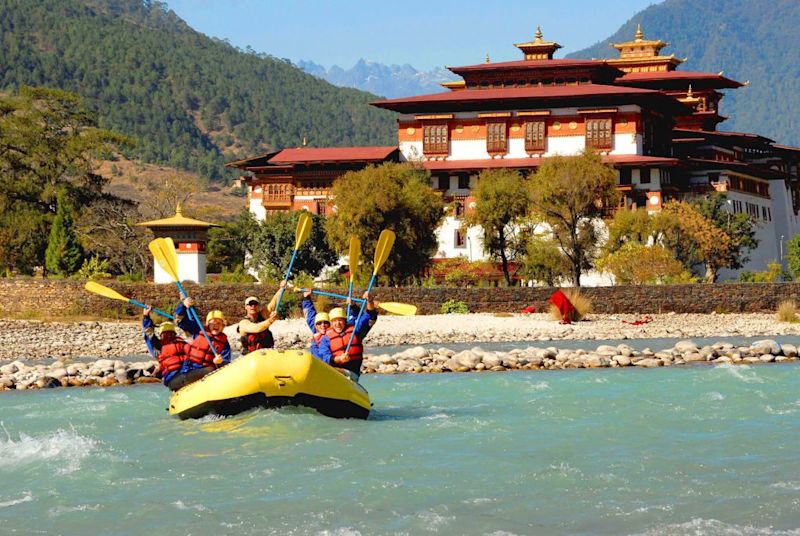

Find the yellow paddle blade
[[372, 229, 396, 275], [148, 238, 180, 282], [294, 212, 312, 250], [84, 281, 129, 303], [348, 236, 361, 283], [378, 302, 417, 316]]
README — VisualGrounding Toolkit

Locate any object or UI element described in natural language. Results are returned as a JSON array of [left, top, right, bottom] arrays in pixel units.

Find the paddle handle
[[129, 299, 174, 320], [174, 280, 219, 360], [344, 274, 376, 355], [275, 248, 299, 313]]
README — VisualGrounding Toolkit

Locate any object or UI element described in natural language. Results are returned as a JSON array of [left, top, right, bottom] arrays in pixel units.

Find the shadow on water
[[368, 405, 481, 422]]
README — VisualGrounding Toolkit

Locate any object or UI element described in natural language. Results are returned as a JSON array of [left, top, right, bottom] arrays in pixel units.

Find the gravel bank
[[1, 313, 798, 361]]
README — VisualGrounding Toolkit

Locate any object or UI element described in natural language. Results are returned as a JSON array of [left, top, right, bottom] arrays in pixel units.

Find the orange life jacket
[[157, 337, 187, 378], [326, 325, 363, 374], [187, 333, 228, 369]]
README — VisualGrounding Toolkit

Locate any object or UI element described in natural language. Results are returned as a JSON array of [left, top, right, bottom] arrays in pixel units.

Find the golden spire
[[302, 136, 307, 147], [485, 52, 490, 63], [635, 24, 643, 40], [535, 26, 543, 41], [175, 203, 183, 216], [686, 84, 693, 98]]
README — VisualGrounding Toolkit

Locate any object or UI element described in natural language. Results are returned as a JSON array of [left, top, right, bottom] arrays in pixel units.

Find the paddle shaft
[[275, 247, 299, 312], [128, 299, 174, 320], [300, 288, 366, 303], [174, 279, 219, 359], [344, 273, 377, 355], [346, 280, 355, 318]]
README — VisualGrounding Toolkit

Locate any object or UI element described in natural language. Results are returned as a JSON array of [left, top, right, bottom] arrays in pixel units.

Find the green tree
[[207, 209, 259, 273], [325, 162, 444, 284], [787, 235, 800, 280], [692, 193, 758, 272], [518, 236, 571, 287], [529, 151, 619, 286], [596, 242, 694, 285], [662, 200, 733, 283], [466, 169, 531, 286], [0, 87, 130, 274], [249, 211, 337, 281], [45, 189, 83, 276]]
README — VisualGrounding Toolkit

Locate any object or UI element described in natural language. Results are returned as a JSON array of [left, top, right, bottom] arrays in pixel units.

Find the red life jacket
[[326, 326, 363, 374], [157, 337, 187, 376], [187, 332, 228, 369], [243, 329, 274, 354]]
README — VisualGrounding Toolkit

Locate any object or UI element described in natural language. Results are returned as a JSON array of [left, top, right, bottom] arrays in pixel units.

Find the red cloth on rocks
[[549, 289, 576, 324], [521, 305, 536, 314]]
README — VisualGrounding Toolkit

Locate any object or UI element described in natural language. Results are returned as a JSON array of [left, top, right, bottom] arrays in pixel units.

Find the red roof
[[268, 146, 398, 164], [373, 84, 687, 114], [618, 71, 743, 88], [673, 128, 775, 143], [422, 154, 679, 171], [448, 58, 609, 73], [773, 144, 800, 153]]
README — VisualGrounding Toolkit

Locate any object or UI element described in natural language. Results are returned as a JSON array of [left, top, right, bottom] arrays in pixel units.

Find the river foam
[[0, 424, 97, 474]]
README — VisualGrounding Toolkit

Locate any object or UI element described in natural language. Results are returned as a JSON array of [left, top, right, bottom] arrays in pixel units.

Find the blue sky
[[165, 0, 659, 70]]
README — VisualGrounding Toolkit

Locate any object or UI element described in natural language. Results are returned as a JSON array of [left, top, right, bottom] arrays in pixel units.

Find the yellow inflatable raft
[[168, 349, 371, 420]]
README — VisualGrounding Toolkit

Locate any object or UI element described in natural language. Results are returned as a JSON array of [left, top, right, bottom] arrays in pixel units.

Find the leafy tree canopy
[[465, 169, 531, 286], [325, 162, 444, 284], [249, 212, 337, 282], [0, 86, 130, 274], [529, 150, 619, 286]]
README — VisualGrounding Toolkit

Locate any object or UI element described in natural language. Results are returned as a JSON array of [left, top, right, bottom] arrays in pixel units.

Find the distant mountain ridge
[[567, 0, 800, 146], [0, 0, 396, 180], [298, 59, 457, 99]]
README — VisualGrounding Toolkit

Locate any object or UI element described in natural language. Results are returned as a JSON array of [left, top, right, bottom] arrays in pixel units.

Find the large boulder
[[750, 340, 781, 356], [674, 340, 699, 353]]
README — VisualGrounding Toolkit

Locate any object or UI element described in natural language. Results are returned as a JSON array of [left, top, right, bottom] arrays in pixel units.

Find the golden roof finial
[[686, 84, 693, 98], [175, 203, 183, 216], [302, 136, 307, 147], [635, 23, 643, 40], [535, 26, 543, 41], [485, 52, 490, 63]]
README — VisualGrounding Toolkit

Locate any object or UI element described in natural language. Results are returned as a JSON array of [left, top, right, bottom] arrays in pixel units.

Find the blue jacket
[[302, 297, 332, 364], [307, 299, 376, 365]]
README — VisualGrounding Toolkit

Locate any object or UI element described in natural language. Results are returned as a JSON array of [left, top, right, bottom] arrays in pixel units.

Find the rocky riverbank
[[0, 338, 796, 391], [1, 312, 799, 361]]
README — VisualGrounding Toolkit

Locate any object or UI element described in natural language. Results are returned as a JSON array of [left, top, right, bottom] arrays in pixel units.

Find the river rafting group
[[86, 216, 408, 420]]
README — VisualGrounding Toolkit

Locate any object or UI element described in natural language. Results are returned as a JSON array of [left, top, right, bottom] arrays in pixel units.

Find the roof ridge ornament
[[635, 23, 644, 41], [485, 52, 490, 64], [535, 26, 543, 42], [175, 203, 183, 216]]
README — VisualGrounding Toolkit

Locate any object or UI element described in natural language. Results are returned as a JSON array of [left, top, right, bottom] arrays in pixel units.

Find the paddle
[[84, 281, 174, 319], [346, 236, 361, 318], [296, 288, 416, 316], [301, 288, 413, 314], [344, 229, 396, 354], [274, 212, 312, 312], [148, 237, 220, 361]]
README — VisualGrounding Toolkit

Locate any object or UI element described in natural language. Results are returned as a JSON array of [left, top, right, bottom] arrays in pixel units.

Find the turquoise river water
[[1, 363, 799, 535]]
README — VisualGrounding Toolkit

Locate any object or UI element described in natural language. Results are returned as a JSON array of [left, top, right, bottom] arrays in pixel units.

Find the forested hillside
[[568, 0, 800, 146], [0, 0, 396, 180]]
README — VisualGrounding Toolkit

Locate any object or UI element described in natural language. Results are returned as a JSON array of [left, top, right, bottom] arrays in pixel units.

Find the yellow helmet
[[328, 307, 346, 320], [206, 310, 227, 325], [158, 322, 176, 335], [315, 312, 330, 324]]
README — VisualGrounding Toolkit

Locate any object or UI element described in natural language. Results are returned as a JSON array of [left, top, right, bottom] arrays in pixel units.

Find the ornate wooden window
[[524, 121, 546, 152], [585, 118, 613, 150], [486, 122, 507, 153], [437, 176, 450, 190], [423, 124, 449, 155]]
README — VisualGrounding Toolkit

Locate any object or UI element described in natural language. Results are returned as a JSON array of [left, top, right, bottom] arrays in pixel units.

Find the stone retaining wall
[[1, 279, 799, 319]]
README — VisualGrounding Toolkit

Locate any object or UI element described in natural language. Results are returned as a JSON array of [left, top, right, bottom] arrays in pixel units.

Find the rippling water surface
[[1, 364, 799, 535]]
